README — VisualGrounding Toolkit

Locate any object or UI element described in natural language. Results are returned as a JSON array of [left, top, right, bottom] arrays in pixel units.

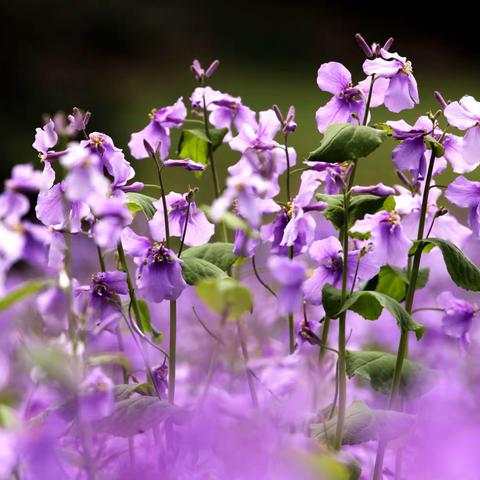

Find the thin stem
[[151, 156, 170, 248], [116, 242, 143, 332], [168, 300, 177, 403], [63, 229, 78, 355], [284, 134, 291, 201], [288, 245, 295, 354], [412, 307, 444, 314], [237, 320, 259, 407], [96, 244, 106, 272], [362, 74, 376, 126], [349, 253, 361, 295], [202, 95, 228, 242], [178, 197, 191, 257], [319, 316, 331, 359], [373, 149, 437, 480], [252, 256, 277, 298]]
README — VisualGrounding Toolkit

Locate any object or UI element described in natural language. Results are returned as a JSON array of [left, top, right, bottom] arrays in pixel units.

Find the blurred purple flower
[[445, 176, 480, 236], [79, 367, 114, 421], [163, 158, 206, 171]]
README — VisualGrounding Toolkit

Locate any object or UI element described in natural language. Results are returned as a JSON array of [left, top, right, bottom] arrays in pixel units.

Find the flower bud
[[355, 33, 373, 58], [143, 139, 156, 158], [205, 59, 220, 78], [383, 37, 394, 51], [396, 170, 411, 187], [272, 104, 283, 123], [434, 91, 448, 110]]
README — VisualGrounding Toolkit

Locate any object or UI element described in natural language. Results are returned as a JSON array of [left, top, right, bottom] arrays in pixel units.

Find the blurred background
[[2, 0, 480, 200]]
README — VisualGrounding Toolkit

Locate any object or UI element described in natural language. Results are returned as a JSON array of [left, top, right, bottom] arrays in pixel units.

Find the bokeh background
[[2, 0, 480, 202]]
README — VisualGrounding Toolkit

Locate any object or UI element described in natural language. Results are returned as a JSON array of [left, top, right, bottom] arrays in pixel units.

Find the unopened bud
[[434, 91, 448, 110], [272, 104, 283, 123], [396, 170, 411, 187], [383, 37, 394, 51], [205, 59, 220, 78], [435, 207, 448, 217], [355, 33, 373, 58], [143, 139, 156, 158]]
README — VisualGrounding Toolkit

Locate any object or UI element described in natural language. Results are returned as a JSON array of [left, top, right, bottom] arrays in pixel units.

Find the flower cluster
[[1, 39, 480, 480]]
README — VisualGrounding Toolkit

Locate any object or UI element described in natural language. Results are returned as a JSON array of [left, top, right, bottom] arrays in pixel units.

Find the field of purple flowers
[[1, 34, 480, 479]]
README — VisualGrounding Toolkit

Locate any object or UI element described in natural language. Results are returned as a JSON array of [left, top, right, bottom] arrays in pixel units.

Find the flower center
[[388, 211, 401, 224], [149, 243, 171, 263], [90, 136, 104, 149], [401, 61, 412, 75]]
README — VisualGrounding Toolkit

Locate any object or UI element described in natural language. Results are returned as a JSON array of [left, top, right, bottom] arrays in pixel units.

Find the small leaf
[[338, 291, 425, 340], [415, 268, 430, 290], [424, 135, 445, 157], [196, 277, 253, 320], [322, 284, 343, 318], [181, 257, 226, 285], [181, 242, 237, 271], [316, 194, 391, 230], [95, 396, 182, 437], [412, 238, 480, 291], [88, 353, 132, 372], [311, 400, 415, 446], [307, 123, 387, 164], [373, 266, 408, 302], [126, 192, 157, 220], [114, 383, 155, 401], [345, 350, 436, 397], [0, 280, 52, 312]]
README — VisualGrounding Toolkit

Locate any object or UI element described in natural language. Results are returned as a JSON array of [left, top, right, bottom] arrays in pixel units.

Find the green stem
[[319, 316, 331, 359], [373, 149, 437, 479], [237, 320, 258, 407], [96, 244, 106, 272], [168, 300, 177, 403], [252, 255, 277, 298], [177, 197, 191, 257], [288, 245, 295, 354], [362, 74, 376, 126], [152, 156, 170, 248], [64, 229, 78, 355], [284, 134, 291, 201]]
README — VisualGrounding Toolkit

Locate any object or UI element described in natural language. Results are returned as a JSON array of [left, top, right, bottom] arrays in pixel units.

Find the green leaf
[[311, 400, 415, 446], [338, 291, 425, 340], [134, 299, 163, 340], [181, 257, 226, 285], [416, 268, 430, 290], [181, 242, 237, 271], [412, 238, 480, 291], [322, 284, 343, 318], [0, 280, 52, 312], [424, 135, 445, 157], [95, 396, 182, 437], [126, 192, 157, 220], [345, 350, 436, 397], [178, 128, 228, 170], [316, 194, 391, 230], [374, 266, 409, 302], [88, 353, 133, 372], [114, 383, 155, 401], [196, 277, 253, 320], [307, 123, 387, 163], [0, 405, 19, 429]]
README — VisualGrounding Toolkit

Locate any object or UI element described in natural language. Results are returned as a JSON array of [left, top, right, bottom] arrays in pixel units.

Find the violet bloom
[[363, 49, 419, 112], [68, 107, 91, 132], [32, 119, 58, 159], [303, 236, 378, 304], [387, 116, 464, 180], [191, 87, 257, 141], [76, 271, 128, 331], [350, 183, 395, 197], [128, 97, 187, 160], [36, 182, 90, 234], [78, 368, 114, 421], [437, 291, 478, 350], [60, 144, 110, 202], [262, 171, 326, 256], [90, 195, 132, 249], [315, 62, 388, 132], [444, 95, 480, 171], [445, 176, 480, 236], [149, 192, 215, 247], [121, 227, 186, 302], [351, 210, 411, 268], [190, 59, 220, 82], [268, 256, 306, 314], [81, 132, 135, 187]]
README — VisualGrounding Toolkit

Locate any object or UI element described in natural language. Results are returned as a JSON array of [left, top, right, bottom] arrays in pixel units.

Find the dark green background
[[2, 1, 479, 201]]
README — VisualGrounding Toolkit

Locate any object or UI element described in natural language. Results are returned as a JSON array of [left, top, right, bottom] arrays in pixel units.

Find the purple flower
[[60, 144, 110, 202], [128, 97, 187, 160], [79, 367, 114, 421], [444, 95, 480, 171], [163, 158, 206, 171], [268, 256, 306, 314], [121, 227, 186, 302], [36, 182, 90, 233], [387, 116, 462, 180], [81, 132, 135, 187], [303, 236, 378, 304], [32, 119, 58, 158], [37, 287, 68, 335], [68, 107, 91, 132], [76, 271, 128, 331], [262, 171, 326, 256], [437, 291, 477, 350], [149, 192, 214, 247], [315, 62, 388, 132], [445, 176, 480, 236], [351, 210, 411, 268], [91, 195, 132, 249], [363, 49, 419, 112], [190, 59, 220, 82]]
